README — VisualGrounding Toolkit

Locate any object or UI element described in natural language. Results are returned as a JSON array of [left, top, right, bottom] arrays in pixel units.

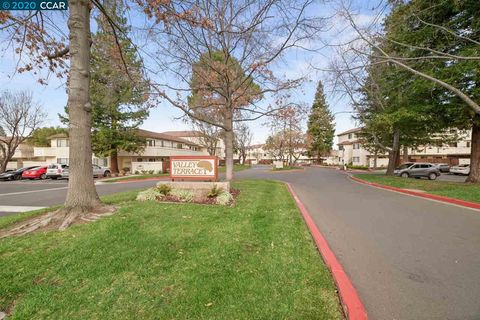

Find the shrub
[[157, 170, 163, 174], [136, 188, 163, 201], [171, 189, 194, 202], [148, 170, 155, 174], [207, 185, 223, 198], [122, 167, 130, 172], [156, 184, 172, 196], [134, 170, 140, 175], [216, 191, 233, 206]]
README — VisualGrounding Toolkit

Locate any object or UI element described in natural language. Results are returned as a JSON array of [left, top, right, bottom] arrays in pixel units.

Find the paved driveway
[[1, 166, 479, 319], [235, 167, 480, 320], [0, 179, 159, 216]]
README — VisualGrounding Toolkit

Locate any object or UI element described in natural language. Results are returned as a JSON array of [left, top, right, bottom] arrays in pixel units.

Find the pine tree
[[89, 3, 150, 174], [307, 81, 335, 163]]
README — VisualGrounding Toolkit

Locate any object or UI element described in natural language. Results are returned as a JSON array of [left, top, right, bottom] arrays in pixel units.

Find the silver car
[[394, 162, 441, 180], [61, 164, 111, 179]]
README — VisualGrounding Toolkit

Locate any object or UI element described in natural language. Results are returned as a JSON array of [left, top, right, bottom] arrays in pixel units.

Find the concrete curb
[[350, 176, 480, 211], [97, 177, 169, 184], [285, 183, 368, 320]]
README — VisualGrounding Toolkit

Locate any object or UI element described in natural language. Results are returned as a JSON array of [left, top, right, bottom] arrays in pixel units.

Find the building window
[[56, 139, 69, 147], [160, 140, 164, 147], [467, 141, 471, 148], [177, 143, 183, 149], [137, 158, 143, 162], [353, 143, 361, 149], [352, 157, 360, 163], [148, 158, 156, 162], [348, 134, 352, 139], [338, 145, 344, 151], [57, 158, 69, 164], [147, 139, 155, 147], [449, 142, 458, 148]]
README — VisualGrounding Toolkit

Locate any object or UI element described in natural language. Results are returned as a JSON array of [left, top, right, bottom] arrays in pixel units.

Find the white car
[[450, 164, 470, 175], [46, 163, 69, 180]]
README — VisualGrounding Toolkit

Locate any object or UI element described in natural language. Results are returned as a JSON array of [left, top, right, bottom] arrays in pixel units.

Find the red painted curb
[[285, 183, 368, 320], [350, 176, 480, 210]]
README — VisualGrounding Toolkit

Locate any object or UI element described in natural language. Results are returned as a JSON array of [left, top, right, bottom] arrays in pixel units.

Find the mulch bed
[[154, 188, 240, 206]]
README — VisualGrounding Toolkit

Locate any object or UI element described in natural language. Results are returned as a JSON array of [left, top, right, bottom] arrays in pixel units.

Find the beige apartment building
[[336, 127, 472, 168], [3, 129, 209, 172], [0, 138, 37, 170], [161, 130, 226, 159]]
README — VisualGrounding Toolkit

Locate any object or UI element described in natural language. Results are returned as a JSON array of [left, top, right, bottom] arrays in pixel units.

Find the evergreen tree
[[306, 81, 335, 162], [28, 127, 68, 147], [383, 0, 480, 181], [89, 3, 150, 173]]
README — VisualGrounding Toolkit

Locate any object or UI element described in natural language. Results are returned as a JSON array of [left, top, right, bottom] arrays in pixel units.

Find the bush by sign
[[170, 156, 218, 181]]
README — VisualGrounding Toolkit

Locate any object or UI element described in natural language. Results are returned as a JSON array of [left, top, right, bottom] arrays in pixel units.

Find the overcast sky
[[0, 0, 383, 146]]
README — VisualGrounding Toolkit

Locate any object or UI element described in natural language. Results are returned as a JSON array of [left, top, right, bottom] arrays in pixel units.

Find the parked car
[[0, 166, 39, 181], [22, 166, 48, 180], [394, 162, 441, 180], [434, 163, 450, 173], [60, 164, 111, 179], [450, 164, 470, 175], [46, 163, 69, 180]]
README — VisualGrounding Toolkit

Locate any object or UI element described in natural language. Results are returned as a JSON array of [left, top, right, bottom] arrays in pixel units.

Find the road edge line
[[350, 175, 480, 211], [285, 182, 368, 320]]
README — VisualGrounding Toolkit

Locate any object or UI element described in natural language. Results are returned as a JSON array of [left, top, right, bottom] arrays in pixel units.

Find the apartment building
[[0, 137, 36, 170], [29, 129, 208, 172], [243, 144, 312, 164], [336, 127, 472, 168], [161, 130, 225, 159]]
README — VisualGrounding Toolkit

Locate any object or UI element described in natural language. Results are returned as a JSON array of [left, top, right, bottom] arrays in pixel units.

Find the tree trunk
[[64, 0, 101, 210], [386, 129, 400, 176], [403, 145, 409, 163], [224, 113, 234, 182], [110, 149, 119, 174], [373, 150, 378, 169], [0, 158, 7, 173], [467, 117, 480, 183]]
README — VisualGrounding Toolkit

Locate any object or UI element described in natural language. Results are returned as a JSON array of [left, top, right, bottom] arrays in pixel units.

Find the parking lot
[[0, 177, 161, 217]]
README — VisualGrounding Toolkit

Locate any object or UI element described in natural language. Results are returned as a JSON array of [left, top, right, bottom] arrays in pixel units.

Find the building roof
[[337, 139, 363, 146], [137, 129, 202, 146], [336, 127, 363, 136], [45, 130, 201, 147], [48, 133, 68, 139], [161, 130, 203, 138], [246, 144, 264, 150]]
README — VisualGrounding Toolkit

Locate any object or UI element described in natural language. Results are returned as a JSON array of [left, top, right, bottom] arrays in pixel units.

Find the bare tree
[[143, 0, 324, 181], [266, 105, 307, 165], [0, 1, 203, 235], [0, 91, 45, 173], [191, 120, 224, 157], [234, 123, 253, 165]]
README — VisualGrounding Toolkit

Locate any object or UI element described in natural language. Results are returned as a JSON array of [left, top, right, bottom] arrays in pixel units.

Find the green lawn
[[102, 173, 168, 183], [0, 180, 341, 319], [218, 164, 251, 172], [354, 174, 480, 203]]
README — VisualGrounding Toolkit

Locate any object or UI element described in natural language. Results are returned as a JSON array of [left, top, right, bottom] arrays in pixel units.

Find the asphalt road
[[234, 166, 480, 320], [1, 167, 479, 319], [0, 179, 159, 216]]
